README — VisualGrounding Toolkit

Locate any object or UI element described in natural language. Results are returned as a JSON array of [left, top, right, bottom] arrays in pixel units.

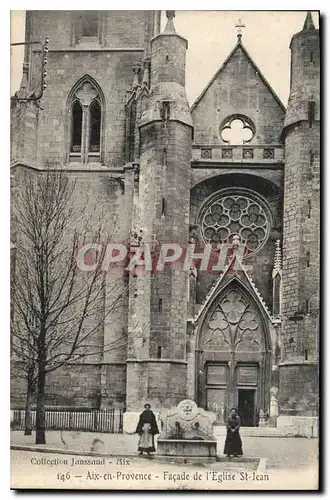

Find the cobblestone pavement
[[11, 450, 318, 490], [242, 436, 318, 470]]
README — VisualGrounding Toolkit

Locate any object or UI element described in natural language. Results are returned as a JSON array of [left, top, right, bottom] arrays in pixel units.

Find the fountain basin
[[157, 438, 217, 459]]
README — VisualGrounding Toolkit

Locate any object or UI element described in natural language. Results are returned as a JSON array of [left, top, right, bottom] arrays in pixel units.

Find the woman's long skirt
[[223, 430, 243, 456], [137, 423, 155, 452]]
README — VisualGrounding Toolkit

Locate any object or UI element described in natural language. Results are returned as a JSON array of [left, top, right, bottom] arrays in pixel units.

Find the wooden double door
[[201, 362, 260, 426], [195, 283, 272, 424]]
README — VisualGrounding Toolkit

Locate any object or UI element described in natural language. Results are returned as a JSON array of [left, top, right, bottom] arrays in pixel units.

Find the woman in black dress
[[135, 404, 159, 456], [224, 407, 243, 457]]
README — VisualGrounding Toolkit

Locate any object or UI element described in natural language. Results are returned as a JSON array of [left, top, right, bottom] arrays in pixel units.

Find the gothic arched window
[[89, 100, 101, 152], [71, 101, 83, 153], [67, 78, 104, 163]]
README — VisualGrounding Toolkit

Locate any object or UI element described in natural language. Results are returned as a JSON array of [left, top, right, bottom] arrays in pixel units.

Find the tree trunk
[[35, 362, 46, 444], [24, 381, 34, 435]]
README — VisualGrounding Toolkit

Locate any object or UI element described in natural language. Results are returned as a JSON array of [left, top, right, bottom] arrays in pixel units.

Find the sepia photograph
[[10, 9, 320, 491]]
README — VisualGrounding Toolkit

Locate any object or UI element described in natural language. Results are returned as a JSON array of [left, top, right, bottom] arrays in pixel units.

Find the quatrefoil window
[[220, 115, 255, 145], [200, 189, 271, 255]]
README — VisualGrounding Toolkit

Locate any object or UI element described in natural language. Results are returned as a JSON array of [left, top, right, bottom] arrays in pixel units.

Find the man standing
[[135, 404, 159, 456]]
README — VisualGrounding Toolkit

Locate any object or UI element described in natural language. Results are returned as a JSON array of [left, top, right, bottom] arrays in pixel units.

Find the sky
[[10, 10, 319, 106]]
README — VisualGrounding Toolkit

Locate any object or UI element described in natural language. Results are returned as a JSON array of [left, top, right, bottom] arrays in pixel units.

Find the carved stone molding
[[243, 148, 254, 159], [201, 148, 212, 159], [263, 148, 275, 159], [203, 289, 262, 352]]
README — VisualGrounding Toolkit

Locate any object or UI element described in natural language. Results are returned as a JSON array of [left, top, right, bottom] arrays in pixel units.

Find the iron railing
[[11, 407, 123, 433]]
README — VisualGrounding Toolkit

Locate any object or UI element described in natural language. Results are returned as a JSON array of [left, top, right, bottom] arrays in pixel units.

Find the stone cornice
[[33, 47, 145, 53], [11, 162, 125, 174], [191, 161, 284, 170], [126, 358, 187, 365]]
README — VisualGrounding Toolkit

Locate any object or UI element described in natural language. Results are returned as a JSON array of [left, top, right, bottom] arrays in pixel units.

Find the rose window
[[201, 192, 270, 255]]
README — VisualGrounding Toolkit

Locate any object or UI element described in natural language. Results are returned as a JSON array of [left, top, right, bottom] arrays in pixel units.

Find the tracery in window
[[68, 77, 104, 163], [200, 189, 271, 255]]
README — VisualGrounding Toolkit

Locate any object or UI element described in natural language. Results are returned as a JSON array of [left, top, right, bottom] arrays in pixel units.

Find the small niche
[[161, 101, 171, 121], [305, 299, 310, 314], [163, 147, 167, 166], [161, 197, 167, 216], [308, 101, 316, 128]]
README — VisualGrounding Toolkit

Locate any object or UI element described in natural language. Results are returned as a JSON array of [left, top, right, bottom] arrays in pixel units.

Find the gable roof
[[192, 251, 273, 324], [191, 39, 286, 114]]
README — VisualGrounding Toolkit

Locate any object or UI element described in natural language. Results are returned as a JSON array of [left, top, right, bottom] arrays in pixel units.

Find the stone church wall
[[191, 44, 285, 145], [25, 11, 158, 169], [278, 362, 318, 415], [27, 11, 155, 51], [10, 165, 129, 408], [32, 50, 141, 168]]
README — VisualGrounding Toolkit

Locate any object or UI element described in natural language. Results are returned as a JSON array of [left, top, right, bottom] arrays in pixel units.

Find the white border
[[3, 2, 328, 498]]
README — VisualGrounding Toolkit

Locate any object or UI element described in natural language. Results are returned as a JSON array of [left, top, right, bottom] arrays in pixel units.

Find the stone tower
[[11, 11, 162, 409], [125, 11, 193, 415], [279, 12, 320, 418]]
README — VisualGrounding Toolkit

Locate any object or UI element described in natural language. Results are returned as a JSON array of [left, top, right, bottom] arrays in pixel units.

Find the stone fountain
[[157, 400, 217, 461]]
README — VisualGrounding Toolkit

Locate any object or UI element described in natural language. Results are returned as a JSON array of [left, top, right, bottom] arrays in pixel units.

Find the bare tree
[[10, 333, 38, 435], [11, 168, 138, 444], [11, 196, 38, 436]]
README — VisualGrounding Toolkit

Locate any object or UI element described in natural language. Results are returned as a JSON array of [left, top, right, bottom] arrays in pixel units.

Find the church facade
[[11, 11, 320, 430]]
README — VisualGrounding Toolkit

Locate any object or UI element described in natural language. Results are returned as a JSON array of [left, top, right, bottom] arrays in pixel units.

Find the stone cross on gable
[[235, 18, 245, 41], [75, 82, 98, 106]]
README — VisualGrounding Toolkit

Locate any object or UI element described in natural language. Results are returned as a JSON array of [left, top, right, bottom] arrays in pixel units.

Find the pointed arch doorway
[[195, 278, 272, 426]]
